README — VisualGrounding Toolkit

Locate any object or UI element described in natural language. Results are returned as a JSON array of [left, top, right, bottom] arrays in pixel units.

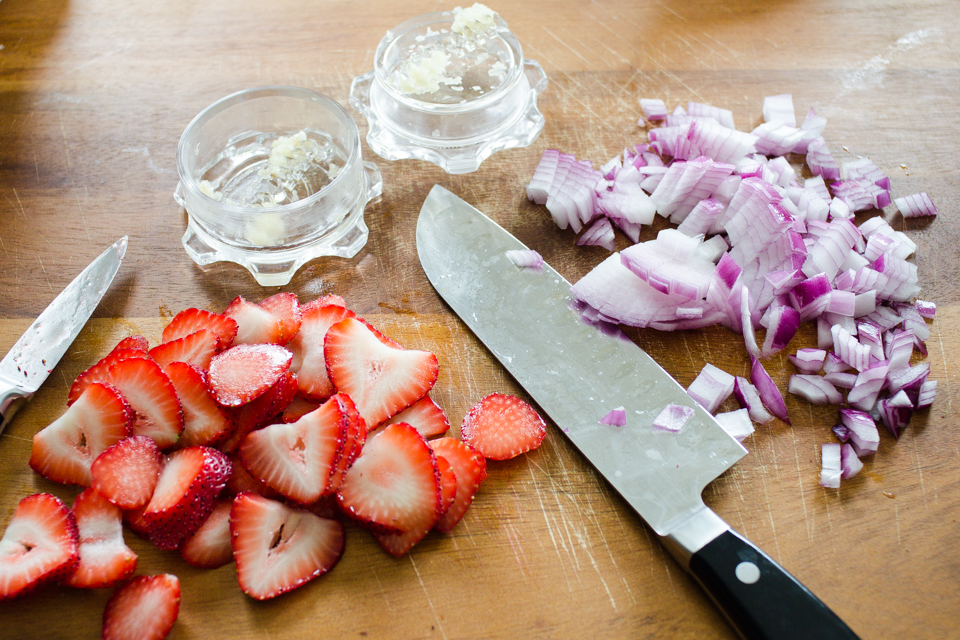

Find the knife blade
[[416, 185, 860, 640], [0, 236, 128, 433]]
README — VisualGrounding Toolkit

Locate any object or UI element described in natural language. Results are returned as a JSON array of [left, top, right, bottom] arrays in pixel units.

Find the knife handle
[[688, 528, 861, 640], [0, 385, 28, 434]]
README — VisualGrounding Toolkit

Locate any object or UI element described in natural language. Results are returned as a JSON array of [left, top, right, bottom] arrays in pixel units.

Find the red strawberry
[[460, 393, 546, 461], [324, 394, 367, 495], [282, 394, 321, 423], [180, 498, 233, 569], [63, 488, 137, 589], [224, 295, 283, 345], [0, 493, 79, 600], [91, 435, 164, 510], [30, 381, 132, 487], [230, 493, 345, 600], [102, 574, 180, 640], [258, 292, 302, 344], [68, 348, 151, 406], [164, 362, 234, 448], [383, 395, 450, 439], [162, 307, 238, 348], [300, 293, 347, 313], [436, 456, 457, 519], [324, 317, 439, 428], [208, 343, 293, 407], [100, 357, 184, 449], [111, 335, 150, 352], [238, 394, 349, 504], [225, 453, 278, 499], [149, 329, 220, 370], [287, 303, 356, 400], [142, 446, 231, 550], [336, 422, 441, 551], [428, 437, 487, 533], [219, 370, 298, 454]]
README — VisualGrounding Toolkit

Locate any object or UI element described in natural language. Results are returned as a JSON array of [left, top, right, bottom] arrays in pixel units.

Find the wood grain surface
[[1, 1, 958, 639]]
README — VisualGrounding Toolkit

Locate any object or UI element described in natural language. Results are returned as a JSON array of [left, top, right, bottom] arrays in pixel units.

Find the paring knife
[[0, 237, 128, 433], [416, 185, 860, 640]]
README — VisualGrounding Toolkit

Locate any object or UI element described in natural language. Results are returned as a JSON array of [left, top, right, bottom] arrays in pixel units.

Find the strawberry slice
[[282, 394, 321, 423], [225, 453, 278, 499], [336, 422, 441, 548], [142, 446, 231, 550], [324, 317, 439, 429], [208, 343, 293, 407], [287, 303, 356, 400], [162, 307, 238, 348], [30, 382, 132, 487], [102, 574, 180, 640], [91, 435, 164, 510], [63, 488, 137, 589], [149, 329, 220, 371], [219, 370, 298, 454], [324, 394, 367, 495], [460, 393, 547, 461], [68, 348, 151, 406], [238, 393, 350, 504], [230, 493, 345, 600], [428, 437, 487, 533], [111, 335, 150, 352], [164, 362, 234, 448], [436, 455, 457, 519], [0, 493, 79, 600], [300, 293, 347, 313], [258, 292, 302, 345], [383, 396, 450, 439], [100, 357, 184, 450], [224, 295, 283, 345], [180, 498, 233, 569]]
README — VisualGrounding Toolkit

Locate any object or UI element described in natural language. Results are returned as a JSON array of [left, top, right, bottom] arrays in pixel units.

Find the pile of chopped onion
[[526, 94, 938, 487]]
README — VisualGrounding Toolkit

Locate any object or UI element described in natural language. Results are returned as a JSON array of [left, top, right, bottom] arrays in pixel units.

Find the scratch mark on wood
[[406, 554, 448, 640], [12, 188, 27, 221]]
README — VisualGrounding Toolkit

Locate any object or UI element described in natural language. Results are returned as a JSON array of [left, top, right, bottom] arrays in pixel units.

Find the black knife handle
[[689, 529, 861, 640]]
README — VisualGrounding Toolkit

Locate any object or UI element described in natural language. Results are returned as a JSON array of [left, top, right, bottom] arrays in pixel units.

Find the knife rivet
[[735, 561, 761, 585]]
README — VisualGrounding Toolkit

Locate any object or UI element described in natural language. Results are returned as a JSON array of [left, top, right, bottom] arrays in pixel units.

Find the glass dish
[[349, 10, 547, 175], [174, 86, 382, 286]]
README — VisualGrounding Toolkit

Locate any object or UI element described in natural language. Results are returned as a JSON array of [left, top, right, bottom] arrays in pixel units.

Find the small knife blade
[[416, 185, 860, 640], [0, 236, 128, 433]]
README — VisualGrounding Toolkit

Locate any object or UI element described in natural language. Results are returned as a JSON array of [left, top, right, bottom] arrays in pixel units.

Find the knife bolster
[[661, 506, 729, 569]]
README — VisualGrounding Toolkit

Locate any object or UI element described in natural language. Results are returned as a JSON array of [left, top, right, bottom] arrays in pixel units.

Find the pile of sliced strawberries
[[0, 292, 547, 638]]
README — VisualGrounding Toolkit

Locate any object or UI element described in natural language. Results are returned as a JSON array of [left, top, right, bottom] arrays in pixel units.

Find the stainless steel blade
[[0, 237, 128, 399], [416, 185, 745, 537]]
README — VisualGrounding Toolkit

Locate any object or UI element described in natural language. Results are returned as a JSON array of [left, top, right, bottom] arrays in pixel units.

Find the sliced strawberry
[[238, 394, 349, 504], [208, 343, 293, 407], [258, 292, 302, 344], [120, 505, 152, 540], [111, 335, 150, 352], [142, 446, 231, 550], [162, 307, 238, 348], [30, 382, 132, 487], [325, 394, 366, 495], [149, 329, 220, 371], [460, 393, 546, 461], [100, 357, 184, 449], [383, 396, 450, 439], [436, 455, 457, 519], [0, 493, 79, 600], [282, 393, 321, 423], [224, 295, 283, 345], [336, 422, 441, 545], [428, 437, 487, 533], [180, 498, 233, 569], [230, 493, 345, 600], [68, 348, 151, 406], [225, 453, 277, 499], [91, 435, 164, 510], [164, 362, 234, 448], [300, 293, 347, 313], [287, 303, 356, 400], [219, 371, 298, 454], [63, 488, 137, 589], [325, 317, 439, 428], [102, 574, 180, 640]]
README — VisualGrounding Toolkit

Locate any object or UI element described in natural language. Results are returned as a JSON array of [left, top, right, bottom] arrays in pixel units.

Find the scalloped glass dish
[[174, 86, 382, 286], [349, 10, 547, 175]]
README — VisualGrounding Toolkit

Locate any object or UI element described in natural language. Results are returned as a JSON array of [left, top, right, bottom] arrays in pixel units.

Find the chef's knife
[[416, 185, 859, 640], [0, 236, 128, 433]]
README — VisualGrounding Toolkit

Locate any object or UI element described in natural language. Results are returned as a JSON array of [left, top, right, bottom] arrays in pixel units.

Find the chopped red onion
[[847, 360, 890, 411], [832, 423, 851, 443], [653, 403, 694, 432], [762, 94, 797, 128], [788, 348, 827, 374], [750, 356, 790, 424], [917, 379, 937, 408], [915, 299, 936, 319], [806, 137, 840, 180], [831, 324, 872, 372], [840, 443, 863, 479], [788, 374, 844, 405], [715, 408, 755, 442], [599, 406, 627, 427], [640, 98, 668, 122], [839, 408, 880, 456], [687, 101, 736, 129], [894, 192, 938, 218], [878, 390, 914, 438], [505, 249, 544, 271], [733, 376, 775, 424], [823, 371, 857, 389], [577, 217, 616, 252], [687, 363, 736, 413], [789, 273, 832, 322], [820, 443, 842, 488], [886, 362, 930, 399]]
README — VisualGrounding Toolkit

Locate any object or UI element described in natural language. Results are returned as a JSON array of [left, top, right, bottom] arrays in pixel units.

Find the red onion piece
[[653, 403, 694, 432], [577, 217, 616, 252], [878, 390, 914, 438], [505, 249, 544, 271], [831, 324, 872, 372], [687, 363, 735, 414], [788, 348, 827, 374], [832, 423, 851, 443], [823, 371, 857, 389], [750, 356, 790, 424], [917, 380, 937, 408], [894, 192, 938, 218], [806, 137, 840, 181], [840, 443, 864, 479], [733, 376, 774, 425], [915, 299, 936, 319], [599, 406, 627, 427], [788, 374, 844, 405], [762, 94, 797, 127], [687, 101, 736, 129], [640, 98, 668, 122], [847, 360, 890, 411], [715, 408, 755, 442], [820, 443, 842, 488], [839, 408, 880, 456]]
